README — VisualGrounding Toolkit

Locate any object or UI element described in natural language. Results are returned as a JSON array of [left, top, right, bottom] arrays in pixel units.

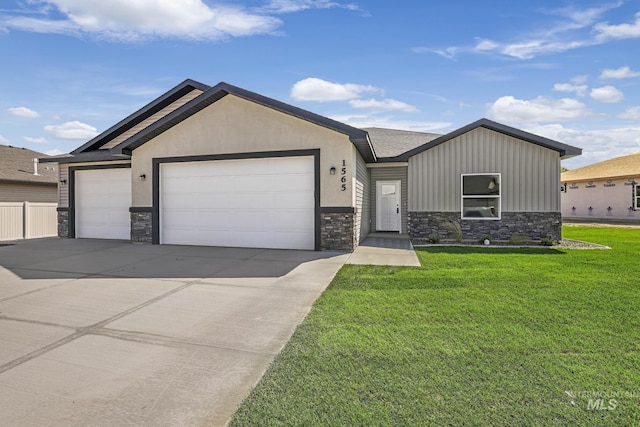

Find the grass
[[229, 227, 640, 426]]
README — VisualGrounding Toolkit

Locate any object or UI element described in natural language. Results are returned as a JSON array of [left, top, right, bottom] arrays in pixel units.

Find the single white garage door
[[75, 168, 131, 240], [161, 156, 315, 250]]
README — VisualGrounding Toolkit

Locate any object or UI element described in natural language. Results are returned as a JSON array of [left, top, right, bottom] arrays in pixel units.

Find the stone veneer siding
[[320, 212, 355, 251], [130, 211, 153, 244], [57, 209, 69, 238], [408, 211, 562, 241]]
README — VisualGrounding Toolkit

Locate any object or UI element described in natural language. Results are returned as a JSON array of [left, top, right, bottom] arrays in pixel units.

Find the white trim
[[461, 173, 501, 220], [376, 180, 402, 232]]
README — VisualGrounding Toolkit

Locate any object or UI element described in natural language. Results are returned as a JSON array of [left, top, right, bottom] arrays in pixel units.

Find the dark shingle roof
[[362, 127, 442, 159], [0, 145, 58, 184]]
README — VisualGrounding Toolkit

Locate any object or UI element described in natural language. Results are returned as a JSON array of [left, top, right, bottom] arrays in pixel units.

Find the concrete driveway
[[0, 238, 348, 426]]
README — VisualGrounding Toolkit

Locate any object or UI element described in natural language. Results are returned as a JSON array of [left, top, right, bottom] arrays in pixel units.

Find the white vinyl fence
[[0, 202, 58, 241]]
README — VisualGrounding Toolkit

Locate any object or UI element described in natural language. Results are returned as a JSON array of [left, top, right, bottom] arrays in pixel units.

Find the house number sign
[[340, 160, 347, 191]]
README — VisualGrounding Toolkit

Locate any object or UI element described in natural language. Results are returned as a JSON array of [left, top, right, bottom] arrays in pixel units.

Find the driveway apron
[[0, 238, 348, 426]]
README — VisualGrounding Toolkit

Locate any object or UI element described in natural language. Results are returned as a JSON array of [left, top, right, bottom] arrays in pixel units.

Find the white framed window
[[461, 173, 501, 220], [635, 184, 640, 209]]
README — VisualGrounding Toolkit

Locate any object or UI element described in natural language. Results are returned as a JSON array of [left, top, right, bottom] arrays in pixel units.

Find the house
[[0, 145, 58, 240], [561, 152, 640, 221], [0, 145, 58, 202], [41, 79, 581, 251]]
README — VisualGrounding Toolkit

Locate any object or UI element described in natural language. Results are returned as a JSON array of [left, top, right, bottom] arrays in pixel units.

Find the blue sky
[[1, 1, 640, 168]]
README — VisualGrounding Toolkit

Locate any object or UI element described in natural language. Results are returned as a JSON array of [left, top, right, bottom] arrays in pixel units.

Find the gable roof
[[110, 81, 375, 162], [71, 79, 210, 154], [0, 145, 58, 184], [41, 80, 581, 166], [363, 127, 441, 159], [561, 152, 640, 182], [47, 79, 375, 164], [394, 118, 582, 161]]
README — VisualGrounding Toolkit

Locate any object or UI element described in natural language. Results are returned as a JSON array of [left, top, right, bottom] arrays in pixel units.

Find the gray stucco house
[[42, 79, 581, 251]]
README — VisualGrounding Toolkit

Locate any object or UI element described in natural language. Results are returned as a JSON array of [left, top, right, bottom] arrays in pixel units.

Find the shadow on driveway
[[0, 237, 348, 426], [0, 237, 346, 280]]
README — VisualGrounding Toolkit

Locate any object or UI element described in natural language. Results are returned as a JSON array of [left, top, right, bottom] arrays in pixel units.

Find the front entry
[[376, 180, 401, 232]]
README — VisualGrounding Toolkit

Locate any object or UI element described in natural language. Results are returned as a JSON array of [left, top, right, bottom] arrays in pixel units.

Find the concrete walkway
[[346, 233, 421, 267], [0, 238, 348, 426]]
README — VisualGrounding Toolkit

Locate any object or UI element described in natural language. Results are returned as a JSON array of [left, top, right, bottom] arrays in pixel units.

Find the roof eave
[[72, 79, 210, 154], [113, 81, 376, 162], [39, 152, 131, 164], [398, 118, 582, 160]]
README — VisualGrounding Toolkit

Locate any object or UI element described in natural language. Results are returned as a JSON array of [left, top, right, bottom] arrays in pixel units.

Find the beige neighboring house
[[561, 152, 640, 221], [0, 145, 59, 241]]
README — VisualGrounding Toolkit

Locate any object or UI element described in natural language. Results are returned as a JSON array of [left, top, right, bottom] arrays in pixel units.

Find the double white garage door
[[161, 157, 315, 250], [75, 157, 315, 250]]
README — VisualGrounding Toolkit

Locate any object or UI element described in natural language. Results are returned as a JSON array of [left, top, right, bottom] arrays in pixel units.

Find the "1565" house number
[[340, 160, 347, 191]]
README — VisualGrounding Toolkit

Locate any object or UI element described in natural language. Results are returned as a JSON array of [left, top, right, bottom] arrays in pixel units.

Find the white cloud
[[44, 121, 98, 139], [416, 3, 626, 60], [0, 0, 282, 42], [331, 114, 451, 133], [0, 134, 9, 144], [291, 78, 379, 102], [23, 136, 48, 144], [553, 82, 588, 97], [619, 106, 640, 120], [599, 65, 640, 79], [487, 96, 590, 123], [590, 85, 624, 103], [44, 148, 66, 156], [349, 98, 418, 112], [571, 75, 588, 84], [594, 11, 640, 41], [527, 123, 640, 168], [8, 106, 40, 118], [260, 0, 360, 14]]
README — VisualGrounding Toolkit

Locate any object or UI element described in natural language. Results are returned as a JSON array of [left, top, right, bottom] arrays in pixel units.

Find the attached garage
[[159, 156, 316, 250], [75, 168, 131, 240]]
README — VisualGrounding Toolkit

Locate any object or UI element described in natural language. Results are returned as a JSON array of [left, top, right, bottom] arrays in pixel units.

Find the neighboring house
[[561, 152, 640, 221], [41, 79, 581, 251], [0, 145, 58, 240]]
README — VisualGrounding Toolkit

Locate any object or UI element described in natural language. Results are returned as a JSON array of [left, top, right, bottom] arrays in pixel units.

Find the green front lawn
[[230, 227, 640, 426]]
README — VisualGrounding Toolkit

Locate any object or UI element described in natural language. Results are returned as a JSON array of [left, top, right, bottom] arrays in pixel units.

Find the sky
[[1, 1, 640, 168]]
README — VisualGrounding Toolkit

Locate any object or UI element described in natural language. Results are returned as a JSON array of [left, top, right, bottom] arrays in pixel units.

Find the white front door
[[376, 180, 401, 232]]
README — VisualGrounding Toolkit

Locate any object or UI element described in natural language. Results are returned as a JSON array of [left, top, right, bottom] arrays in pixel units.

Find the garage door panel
[[271, 173, 314, 190], [272, 192, 313, 209], [163, 193, 196, 207], [230, 193, 270, 209], [75, 168, 131, 240], [161, 157, 315, 250], [270, 210, 314, 229]]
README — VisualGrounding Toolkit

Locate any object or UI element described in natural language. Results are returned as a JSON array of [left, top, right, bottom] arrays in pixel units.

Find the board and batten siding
[[354, 151, 371, 242], [409, 127, 560, 213], [370, 166, 408, 233]]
